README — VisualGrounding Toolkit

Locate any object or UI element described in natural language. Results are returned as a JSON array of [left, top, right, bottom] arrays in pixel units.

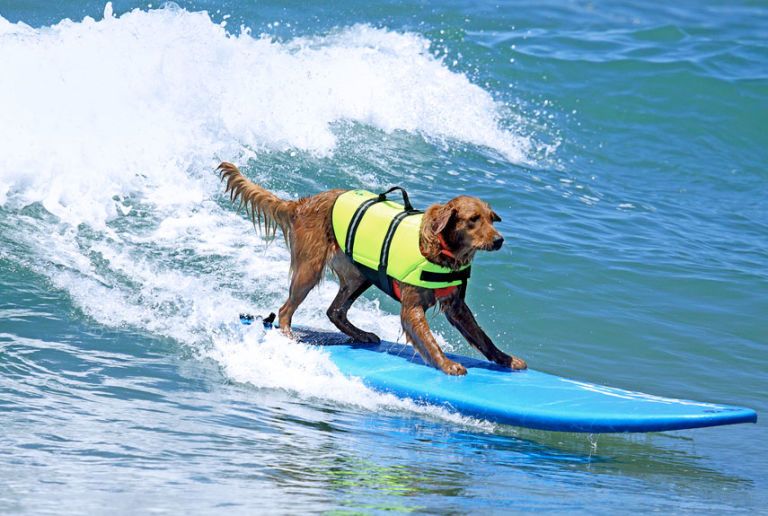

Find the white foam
[[13, 208, 486, 427], [0, 5, 531, 226], [207, 325, 493, 429], [0, 5, 524, 429]]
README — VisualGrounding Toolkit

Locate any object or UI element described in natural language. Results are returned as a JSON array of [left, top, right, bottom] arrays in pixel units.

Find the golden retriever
[[218, 162, 526, 375]]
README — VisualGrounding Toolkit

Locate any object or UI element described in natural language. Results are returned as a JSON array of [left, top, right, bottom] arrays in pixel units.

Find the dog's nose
[[492, 235, 504, 250]]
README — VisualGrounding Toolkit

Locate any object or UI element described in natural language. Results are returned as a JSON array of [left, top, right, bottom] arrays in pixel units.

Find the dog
[[217, 162, 526, 375]]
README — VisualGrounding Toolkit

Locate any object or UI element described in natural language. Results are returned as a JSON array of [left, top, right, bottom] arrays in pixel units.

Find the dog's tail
[[217, 162, 297, 244]]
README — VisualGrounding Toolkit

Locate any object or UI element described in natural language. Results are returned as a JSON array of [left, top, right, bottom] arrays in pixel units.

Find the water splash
[[0, 5, 531, 226]]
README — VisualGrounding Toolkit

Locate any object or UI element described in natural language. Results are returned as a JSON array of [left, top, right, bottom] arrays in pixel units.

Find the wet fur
[[217, 162, 526, 375]]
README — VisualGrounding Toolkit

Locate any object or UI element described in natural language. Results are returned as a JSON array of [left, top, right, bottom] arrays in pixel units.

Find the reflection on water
[[206, 387, 753, 513]]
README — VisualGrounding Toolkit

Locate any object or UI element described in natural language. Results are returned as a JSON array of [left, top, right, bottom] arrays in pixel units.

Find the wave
[[0, 3, 531, 225], [0, 4, 527, 429]]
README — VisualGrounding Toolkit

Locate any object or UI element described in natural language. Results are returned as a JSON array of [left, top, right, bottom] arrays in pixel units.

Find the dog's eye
[[469, 214, 481, 224]]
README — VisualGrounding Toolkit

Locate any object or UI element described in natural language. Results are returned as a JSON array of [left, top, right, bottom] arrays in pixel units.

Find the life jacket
[[332, 188, 471, 301]]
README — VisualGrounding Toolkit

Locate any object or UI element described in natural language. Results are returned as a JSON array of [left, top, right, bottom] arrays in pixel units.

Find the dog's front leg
[[443, 294, 527, 370], [400, 286, 467, 376]]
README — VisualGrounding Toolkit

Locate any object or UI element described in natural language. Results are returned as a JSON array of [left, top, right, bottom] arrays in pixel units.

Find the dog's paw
[[361, 331, 381, 344], [349, 331, 380, 344], [509, 356, 527, 370], [440, 359, 468, 376]]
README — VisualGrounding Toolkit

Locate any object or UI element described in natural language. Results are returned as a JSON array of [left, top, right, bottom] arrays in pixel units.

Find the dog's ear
[[430, 205, 456, 234], [491, 210, 501, 222]]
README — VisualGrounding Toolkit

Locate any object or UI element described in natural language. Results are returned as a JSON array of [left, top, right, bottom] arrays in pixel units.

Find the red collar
[[437, 234, 456, 259]]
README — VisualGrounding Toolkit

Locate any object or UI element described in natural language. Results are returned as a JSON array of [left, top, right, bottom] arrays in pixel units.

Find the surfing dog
[[217, 162, 526, 375]]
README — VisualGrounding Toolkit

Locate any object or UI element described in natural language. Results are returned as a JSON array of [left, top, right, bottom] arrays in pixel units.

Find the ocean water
[[1, 0, 766, 512]]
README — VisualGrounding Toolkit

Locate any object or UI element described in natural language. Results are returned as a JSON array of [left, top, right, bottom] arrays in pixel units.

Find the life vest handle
[[378, 186, 415, 212]]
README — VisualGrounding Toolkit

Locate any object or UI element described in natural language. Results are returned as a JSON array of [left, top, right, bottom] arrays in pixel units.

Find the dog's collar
[[437, 233, 456, 259]]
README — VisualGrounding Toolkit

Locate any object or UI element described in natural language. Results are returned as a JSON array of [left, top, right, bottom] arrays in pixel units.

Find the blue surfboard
[[289, 327, 757, 433]]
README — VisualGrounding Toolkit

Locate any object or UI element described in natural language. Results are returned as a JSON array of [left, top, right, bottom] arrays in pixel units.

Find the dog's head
[[421, 195, 503, 267]]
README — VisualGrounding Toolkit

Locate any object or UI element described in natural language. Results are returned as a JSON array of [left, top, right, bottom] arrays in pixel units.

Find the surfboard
[[288, 327, 758, 433], [240, 314, 756, 433]]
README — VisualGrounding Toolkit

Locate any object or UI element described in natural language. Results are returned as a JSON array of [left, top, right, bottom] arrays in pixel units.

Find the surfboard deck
[[291, 327, 757, 433]]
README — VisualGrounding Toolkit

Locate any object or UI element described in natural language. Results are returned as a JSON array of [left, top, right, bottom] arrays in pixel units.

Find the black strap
[[347, 187, 418, 259], [419, 267, 471, 284], [345, 197, 379, 257], [377, 210, 421, 294], [378, 186, 414, 212]]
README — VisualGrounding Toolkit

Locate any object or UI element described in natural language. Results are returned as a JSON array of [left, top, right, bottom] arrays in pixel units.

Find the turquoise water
[[1, 0, 766, 512]]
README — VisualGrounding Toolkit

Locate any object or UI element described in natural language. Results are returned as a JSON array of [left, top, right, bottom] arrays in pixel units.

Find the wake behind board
[[244, 317, 757, 433]]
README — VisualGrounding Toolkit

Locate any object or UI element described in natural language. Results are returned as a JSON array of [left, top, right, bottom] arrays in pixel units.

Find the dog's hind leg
[[327, 254, 379, 343], [278, 254, 325, 339]]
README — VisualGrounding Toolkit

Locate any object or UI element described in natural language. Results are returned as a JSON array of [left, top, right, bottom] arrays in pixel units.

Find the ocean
[[1, 0, 766, 512]]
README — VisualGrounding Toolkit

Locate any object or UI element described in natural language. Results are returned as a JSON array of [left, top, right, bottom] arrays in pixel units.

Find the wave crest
[[0, 5, 530, 224]]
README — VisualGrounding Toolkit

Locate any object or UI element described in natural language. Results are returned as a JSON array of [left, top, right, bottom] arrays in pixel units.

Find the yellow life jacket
[[332, 188, 471, 300]]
